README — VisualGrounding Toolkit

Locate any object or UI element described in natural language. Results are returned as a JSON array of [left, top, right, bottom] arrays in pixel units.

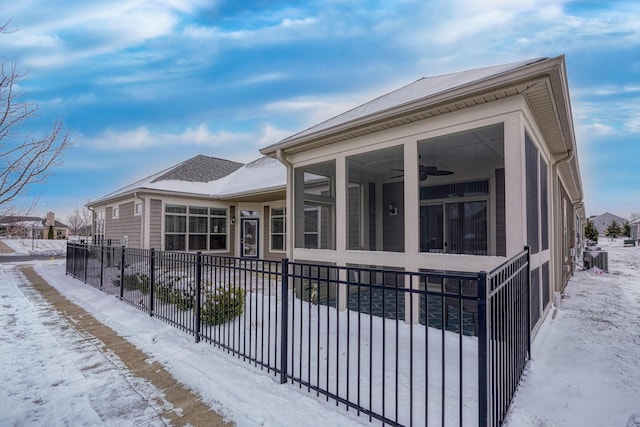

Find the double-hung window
[[270, 207, 286, 251], [164, 204, 228, 251]]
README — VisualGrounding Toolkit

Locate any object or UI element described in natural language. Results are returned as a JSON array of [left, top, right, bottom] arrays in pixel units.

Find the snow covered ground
[[506, 238, 640, 427], [1, 238, 67, 255], [1, 238, 639, 426]]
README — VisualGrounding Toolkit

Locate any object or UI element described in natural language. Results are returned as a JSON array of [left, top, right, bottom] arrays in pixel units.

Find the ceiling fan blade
[[428, 169, 454, 176]]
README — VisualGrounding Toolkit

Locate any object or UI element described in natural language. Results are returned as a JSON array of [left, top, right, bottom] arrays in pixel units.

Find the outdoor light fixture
[[388, 203, 398, 216], [230, 217, 236, 225]]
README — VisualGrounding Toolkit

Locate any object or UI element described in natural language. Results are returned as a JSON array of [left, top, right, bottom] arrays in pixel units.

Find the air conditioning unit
[[583, 250, 608, 272]]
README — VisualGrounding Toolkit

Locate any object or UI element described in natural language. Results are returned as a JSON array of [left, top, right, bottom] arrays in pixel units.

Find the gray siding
[[149, 199, 162, 249], [105, 201, 141, 247]]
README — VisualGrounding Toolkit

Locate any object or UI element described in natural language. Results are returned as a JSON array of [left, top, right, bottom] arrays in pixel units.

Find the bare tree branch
[[0, 23, 72, 210]]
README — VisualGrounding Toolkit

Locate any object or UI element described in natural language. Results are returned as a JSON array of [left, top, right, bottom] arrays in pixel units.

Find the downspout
[[276, 148, 293, 260], [551, 148, 575, 297]]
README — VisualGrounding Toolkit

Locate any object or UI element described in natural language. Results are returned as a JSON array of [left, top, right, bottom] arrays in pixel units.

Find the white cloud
[[264, 96, 359, 129], [254, 124, 292, 148], [80, 123, 293, 152]]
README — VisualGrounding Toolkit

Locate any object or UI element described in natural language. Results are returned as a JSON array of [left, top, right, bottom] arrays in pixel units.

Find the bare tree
[[66, 206, 84, 236], [0, 21, 72, 209], [66, 203, 92, 237]]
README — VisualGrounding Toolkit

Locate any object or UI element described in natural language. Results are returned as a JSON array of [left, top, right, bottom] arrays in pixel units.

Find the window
[[210, 208, 227, 250], [419, 181, 489, 255], [134, 202, 142, 216], [112, 206, 119, 219], [188, 206, 208, 251], [303, 206, 320, 248], [294, 161, 335, 249], [164, 204, 228, 251], [271, 207, 286, 251], [420, 200, 488, 255], [165, 205, 186, 251]]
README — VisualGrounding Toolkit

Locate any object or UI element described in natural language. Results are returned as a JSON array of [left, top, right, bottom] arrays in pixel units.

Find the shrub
[[172, 287, 195, 310], [201, 287, 246, 326], [121, 272, 150, 294], [156, 283, 174, 303]]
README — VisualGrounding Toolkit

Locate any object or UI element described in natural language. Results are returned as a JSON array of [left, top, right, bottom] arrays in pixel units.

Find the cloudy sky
[[1, 0, 639, 221]]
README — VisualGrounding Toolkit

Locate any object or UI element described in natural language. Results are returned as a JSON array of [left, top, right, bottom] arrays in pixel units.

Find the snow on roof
[[214, 156, 286, 196], [89, 156, 286, 205], [268, 57, 546, 147]]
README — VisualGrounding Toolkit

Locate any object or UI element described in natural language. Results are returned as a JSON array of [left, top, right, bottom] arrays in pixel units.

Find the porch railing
[[65, 242, 530, 426]]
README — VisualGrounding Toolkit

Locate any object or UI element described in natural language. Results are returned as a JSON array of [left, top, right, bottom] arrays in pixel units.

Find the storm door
[[240, 210, 260, 258]]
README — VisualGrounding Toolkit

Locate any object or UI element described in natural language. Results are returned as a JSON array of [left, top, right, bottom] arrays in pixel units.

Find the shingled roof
[[151, 155, 243, 183]]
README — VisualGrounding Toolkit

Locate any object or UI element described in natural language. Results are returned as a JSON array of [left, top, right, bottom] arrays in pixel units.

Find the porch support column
[[404, 141, 420, 324], [336, 156, 348, 310], [503, 113, 526, 257]]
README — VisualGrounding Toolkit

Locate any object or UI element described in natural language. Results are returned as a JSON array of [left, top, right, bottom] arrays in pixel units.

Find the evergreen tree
[[585, 219, 598, 243], [623, 221, 631, 238], [47, 225, 54, 240], [604, 220, 622, 238]]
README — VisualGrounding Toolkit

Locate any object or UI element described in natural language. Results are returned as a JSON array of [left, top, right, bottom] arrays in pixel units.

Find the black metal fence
[[66, 242, 530, 427]]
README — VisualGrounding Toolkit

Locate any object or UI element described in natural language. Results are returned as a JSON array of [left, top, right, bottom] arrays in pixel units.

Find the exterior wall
[[149, 199, 162, 249], [105, 200, 141, 247]]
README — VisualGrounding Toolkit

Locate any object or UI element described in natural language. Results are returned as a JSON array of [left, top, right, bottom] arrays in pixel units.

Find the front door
[[241, 218, 259, 258]]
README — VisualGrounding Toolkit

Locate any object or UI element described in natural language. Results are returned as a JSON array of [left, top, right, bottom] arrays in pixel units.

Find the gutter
[[276, 148, 294, 259]]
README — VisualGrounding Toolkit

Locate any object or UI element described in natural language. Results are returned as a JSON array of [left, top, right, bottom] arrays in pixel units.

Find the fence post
[[119, 246, 125, 299], [195, 251, 202, 343], [280, 258, 289, 384], [99, 243, 104, 290], [477, 271, 489, 427], [71, 243, 76, 277], [83, 243, 88, 284], [149, 248, 155, 317]]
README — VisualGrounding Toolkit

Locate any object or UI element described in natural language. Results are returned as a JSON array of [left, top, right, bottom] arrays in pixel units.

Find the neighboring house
[[261, 55, 584, 334], [0, 212, 70, 239], [589, 212, 627, 236], [629, 217, 640, 240], [87, 155, 287, 260]]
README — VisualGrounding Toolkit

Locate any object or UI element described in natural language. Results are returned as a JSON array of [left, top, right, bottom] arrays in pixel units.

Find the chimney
[[45, 212, 55, 227]]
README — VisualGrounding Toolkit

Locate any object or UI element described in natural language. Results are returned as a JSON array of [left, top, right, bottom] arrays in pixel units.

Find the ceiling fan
[[391, 164, 454, 181]]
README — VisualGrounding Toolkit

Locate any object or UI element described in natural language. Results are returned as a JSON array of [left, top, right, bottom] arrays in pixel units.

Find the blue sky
[[1, 0, 639, 221]]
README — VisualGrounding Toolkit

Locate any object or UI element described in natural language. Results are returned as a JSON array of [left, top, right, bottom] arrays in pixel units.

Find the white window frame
[[270, 207, 286, 252], [112, 206, 119, 219], [134, 202, 142, 216], [303, 205, 321, 249]]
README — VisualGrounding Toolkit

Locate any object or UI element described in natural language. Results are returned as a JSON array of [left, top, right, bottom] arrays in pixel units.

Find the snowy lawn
[[506, 238, 640, 427], [2, 238, 67, 255], [3, 237, 640, 426]]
